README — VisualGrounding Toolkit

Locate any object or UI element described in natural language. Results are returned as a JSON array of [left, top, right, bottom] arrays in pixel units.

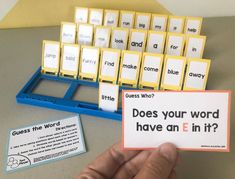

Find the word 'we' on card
[[167, 16, 185, 33]]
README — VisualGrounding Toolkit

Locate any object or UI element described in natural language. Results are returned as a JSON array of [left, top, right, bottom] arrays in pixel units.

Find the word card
[[60, 44, 80, 78], [165, 33, 185, 56], [184, 17, 203, 35], [135, 12, 151, 30], [119, 11, 135, 29], [6, 116, 86, 172], [167, 16, 185, 33], [77, 23, 94, 45], [104, 10, 119, 27], [123, 90, 231, 152], [139, 53, 164, 89], [183, 58, 211, 90], [146, 31, 166, 54], [151, 14, 168, 31], [94, 26, 111, 48], [99, 48, 121, 83], [41, 41, 60, 74], [99, 82, 119, 112], [184, 35, 206, 58], [161, 55, 186, 90], [89, 8, 103, 26], [74, 7, 89, 23], [60, 22, 77, 44], [111, 27, 129, 50], [79, 46, 100, 81], [128, 29, 147, 52], [119, 51, 142, 87]]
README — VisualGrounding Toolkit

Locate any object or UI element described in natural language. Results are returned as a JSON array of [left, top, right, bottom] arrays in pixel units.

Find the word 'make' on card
[[184, 17, 203, 35], [74, 7, 89, 23], [60, 44, 80, 78], [135, 12, 151, 30], [167, 16, 185, 33], [161, 55, 186, 90], [99, 82, 119, 112], [128, 29, 147, 52], [99, 48, 121, 84], [119, 11, 135, 29], [119, 51, 142, 87], [104, 10, 119, 27], [94, 26, 111, 48], [6, 116, 86, 172], [146, 31, 166, 54], [79, 46, 100, 81], [165, 33, 185, 56], [151, 14, 168, 31], [111, 27, 129, 50], [123, 90, 231, 152], [77, 23, 94, 45], [89, 8, 103, 26], [41, 41, 60, 75], [60, 22, 77, 44], [184, 35, 206, 58], [139, 53, 164, 89], [183, 58, 211, 90]]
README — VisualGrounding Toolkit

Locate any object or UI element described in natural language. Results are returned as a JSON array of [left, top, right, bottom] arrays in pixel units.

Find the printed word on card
[[94, 26, 111, 48], [165, 33, 185, 56], [168, 16, 185, 33], [79, 46, 100, 81], [60, 44, 80, 78], [183, 58, 211, 90], [161, 55, 186, 90], [119, 51, 142, 87], [139, 53, 163, 89], [60, 22, 77, 44], [77, 24, 94, 45], [111, 27, 129, 50], [104, 10, 119, 27], [89, 8, 103, 26], [41, 41, 60, 75], [99, 48, 121, 84], [146, 31, 166, 54], [99, 83, 119, 112], [184, 17, 203, 35], [135, 12, 151, 30], [151, 14, 168, 31], [74, 7, 89, 23], [184, 35, 206, 58], [119, 11, 135, 29], [128, 29, 147, 52]]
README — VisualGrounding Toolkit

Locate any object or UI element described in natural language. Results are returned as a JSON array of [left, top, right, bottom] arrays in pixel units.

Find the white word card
[[77, 24, 94, 45], [151, 14, 168, 31], [123, 90, 231, 152], [135, 12, 151, 30], [183, 58, 211, 90], [99, 83, 119, 112], [168, 16, 185, 33], [129, 29, 147, 52], [111, 28, 129, 50], [60, 22, 77, 44], [165, 33, 185, 56], [184, 35, 206, 58], [120, 11, 135, 29], [74, 7, 89, 23], [94, 26, 111, 48], [6, 116, 86, 172], [104, 10, 119, 27], [184, 17, 203, 35], [146, 31, 166, 54], [89, 8, 103, 26]]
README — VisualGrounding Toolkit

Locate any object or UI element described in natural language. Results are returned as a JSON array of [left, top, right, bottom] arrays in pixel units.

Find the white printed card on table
[[41, 40, 60, 74], [77, 23, 94, 45], [146, 31, 166, 54], [165, 33, 185, 56], [184, 17, 203, 35], [6, 116, 86, 172], [167, 16, 185, 33], [123, 90, 231, 152], [183, 58, 211, 90], [74, 7, 89, 23], [128, 29, 147, 52], [94, 26, 111, 48], [104, 10, 119, 27], [60, 22, 77, 44], [135, 12, 151, 30], [151, 14, 168, 31], [111, 27, 129, 50], [99, 83, 119, 112], [89, 8, 103, 26], [119, 11, 135, 29], [184, 35, 206, 58]]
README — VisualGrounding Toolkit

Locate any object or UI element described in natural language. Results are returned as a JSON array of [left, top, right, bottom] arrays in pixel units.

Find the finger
[[77, 141, 141, 179], [168, 170, 176, 179], [113, 150, 152, 179], [135, 143, 178, 179]]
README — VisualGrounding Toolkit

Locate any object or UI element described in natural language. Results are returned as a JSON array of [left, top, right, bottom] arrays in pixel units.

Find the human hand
[[77, 141, 179, 179]]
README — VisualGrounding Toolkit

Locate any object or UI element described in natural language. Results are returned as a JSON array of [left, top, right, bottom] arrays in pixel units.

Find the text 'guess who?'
[[165, 33, 185, 56], [135, 12, 151, 30], [119, 51, 142, 87], [129, 29, 147, 52], [77, 24, 94, 46], [41, 41, 60, 75], [60, 44, 80, 78], [184, 17, 203, 35], [60, 22, 77, 44], [74, 7, 89, 23], [139, 53, 164, 89], [184, 35, 206, 58], [89, 8, 103, 26], [94, 26, 111, 48], [168, 16, 185, 33], [111, 27, 129, 50], [151, 14, 168, 31], [119, 11, 135, 29], [183, 58, 211, 90], [146, 31, 166, 54], [104, 10, 119, 27], [99, 48, 121, 84], [99, 83, 119, 112], [79, 46, 100, 81], [161, 55, 186, 90]]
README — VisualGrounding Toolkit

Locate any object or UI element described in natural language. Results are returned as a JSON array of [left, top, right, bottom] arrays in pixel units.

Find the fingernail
[[159, 143, 177, 162]]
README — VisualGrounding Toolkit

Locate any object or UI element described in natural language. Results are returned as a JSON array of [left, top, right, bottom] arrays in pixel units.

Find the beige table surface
[[0, 16, 235, 179]]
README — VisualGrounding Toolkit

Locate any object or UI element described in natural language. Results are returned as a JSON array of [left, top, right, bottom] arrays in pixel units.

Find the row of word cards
[[74, 7, 202, 34]]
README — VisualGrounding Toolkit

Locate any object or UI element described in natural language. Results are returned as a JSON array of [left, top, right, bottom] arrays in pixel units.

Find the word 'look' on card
[[111, 27, 129, 50]]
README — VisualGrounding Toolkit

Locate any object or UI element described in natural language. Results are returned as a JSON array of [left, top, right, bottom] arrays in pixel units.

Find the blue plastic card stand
[[16, 67, 134, 121]]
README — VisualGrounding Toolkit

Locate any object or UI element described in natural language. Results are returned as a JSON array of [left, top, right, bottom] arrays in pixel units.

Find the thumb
[[135, 143, 178, 179]]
